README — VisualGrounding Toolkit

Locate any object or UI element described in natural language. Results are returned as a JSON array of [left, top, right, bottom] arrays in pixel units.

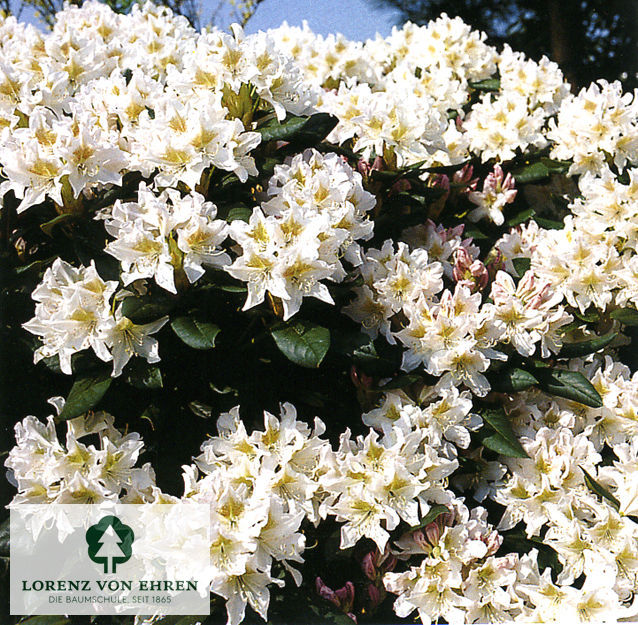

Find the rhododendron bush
[[2, 2, 638, 624]]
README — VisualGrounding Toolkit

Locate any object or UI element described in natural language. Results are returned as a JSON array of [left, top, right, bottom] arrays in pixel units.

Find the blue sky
[[241, 0, 402, 40], [19, 0, 403, 40]]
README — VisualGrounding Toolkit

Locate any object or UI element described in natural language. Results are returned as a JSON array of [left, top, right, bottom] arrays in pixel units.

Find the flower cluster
[[23, 258, 167, 376], [532, 167, 638, 312], [101, 184, 230, 293], [227, 148, 375, 319], [182, 403, 329, 625], [6, 408, 155, 506], [321, 427, 457, 552]]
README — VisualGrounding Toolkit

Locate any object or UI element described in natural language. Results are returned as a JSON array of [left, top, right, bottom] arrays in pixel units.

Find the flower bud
[[361, 551, 377, 580]]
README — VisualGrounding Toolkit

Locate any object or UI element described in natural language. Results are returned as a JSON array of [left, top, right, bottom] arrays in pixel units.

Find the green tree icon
[[86, 515, 134, 574]]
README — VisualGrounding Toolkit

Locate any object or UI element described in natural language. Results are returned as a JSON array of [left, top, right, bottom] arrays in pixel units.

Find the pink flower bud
[[452, 248, 489, 292], [380, 554, 397, 573], [391, 178, 411, 194], [424, 521, 441, 547], [316, 577, 337, 605], [361, 552, 377, 580], [357, 159, 371, 177], [440, 510, 455, 527], [350, 365, 373, 390], [335, 581, 355, 613], [367, 583, 384, 609], [487, 250, 505, 277], [431, 173, 450, 191], [412, 529, 430, 551], [371, 156, 385, 172], [452, 164, 478, 190]]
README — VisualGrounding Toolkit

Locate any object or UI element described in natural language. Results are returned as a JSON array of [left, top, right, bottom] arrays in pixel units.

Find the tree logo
[[85, 516, 135, 574]]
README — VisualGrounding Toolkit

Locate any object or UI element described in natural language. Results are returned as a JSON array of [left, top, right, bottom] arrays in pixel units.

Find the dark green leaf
[[483, 432, 529, 458], [257, 113, 338, 146], [40, 214, 75, 237], [610, 307, 638, 326], [58, 373, 112, 421], [534, 216, 564, 230], [352, 340, 401, 377], [257, 115, 308, 142], [271, 320, 330, 368], [15, 256, 56, 276], [507, 208, 535, 227], [288, 112, 339, 146], [573, 308, 600, 323], [469, 78, 501, 91], [501, 533, 562, 578], [493, 367, 538, 392], [171, 317, 220, 350], [18, 618, 71, 625], [512, 161, 550, 184], [411, 504, 449, 530], [225, 206, 253, 223], [559, 332, 617, 358], [582, 468, 620, 511], [124, 362, 163, 389], [461, 224, 490, 240], [379, 374, 422, 390], [534, 368, 603, 407], [481, 408, 529, 458], [121, 294, 175, 324], [512, 257, 531, 276], [540, 157, 571, 174]]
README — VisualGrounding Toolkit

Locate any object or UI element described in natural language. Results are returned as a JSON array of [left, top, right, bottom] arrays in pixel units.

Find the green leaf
[[469, 78, 501, 91], [124, 362, 163, 389], [559, 332, 617, 358], [501, 533, 562, 578], [411, 504, 449, 530], [121, 294, 175, 324], [582, 468, 620, 511], [40, 214, 75, 237], [225, 206, 253, 223], [352, 340, 401, 377], [15, 256, 56, 276], [171, 317, 220, 350], [271, 320, 330, 368], [379, 373, 422, 390], [610, 307, 638, 326], [512, 257, 531, 276], [257, 113, 338, 146], [534, 368, 603, 408], [481, 408, 529, 458], [507, 208, 535, 227], [57, 373, 112, 421], [512, 161, 550, 184], [483, 432, 529, 458], [288, 112, 339, 146], [493, 367, 538, 393], [18, 618, 71, 625], [540, 157, 571, 174], [573, 308, 601, 323], [534, 216, 564, 230]]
